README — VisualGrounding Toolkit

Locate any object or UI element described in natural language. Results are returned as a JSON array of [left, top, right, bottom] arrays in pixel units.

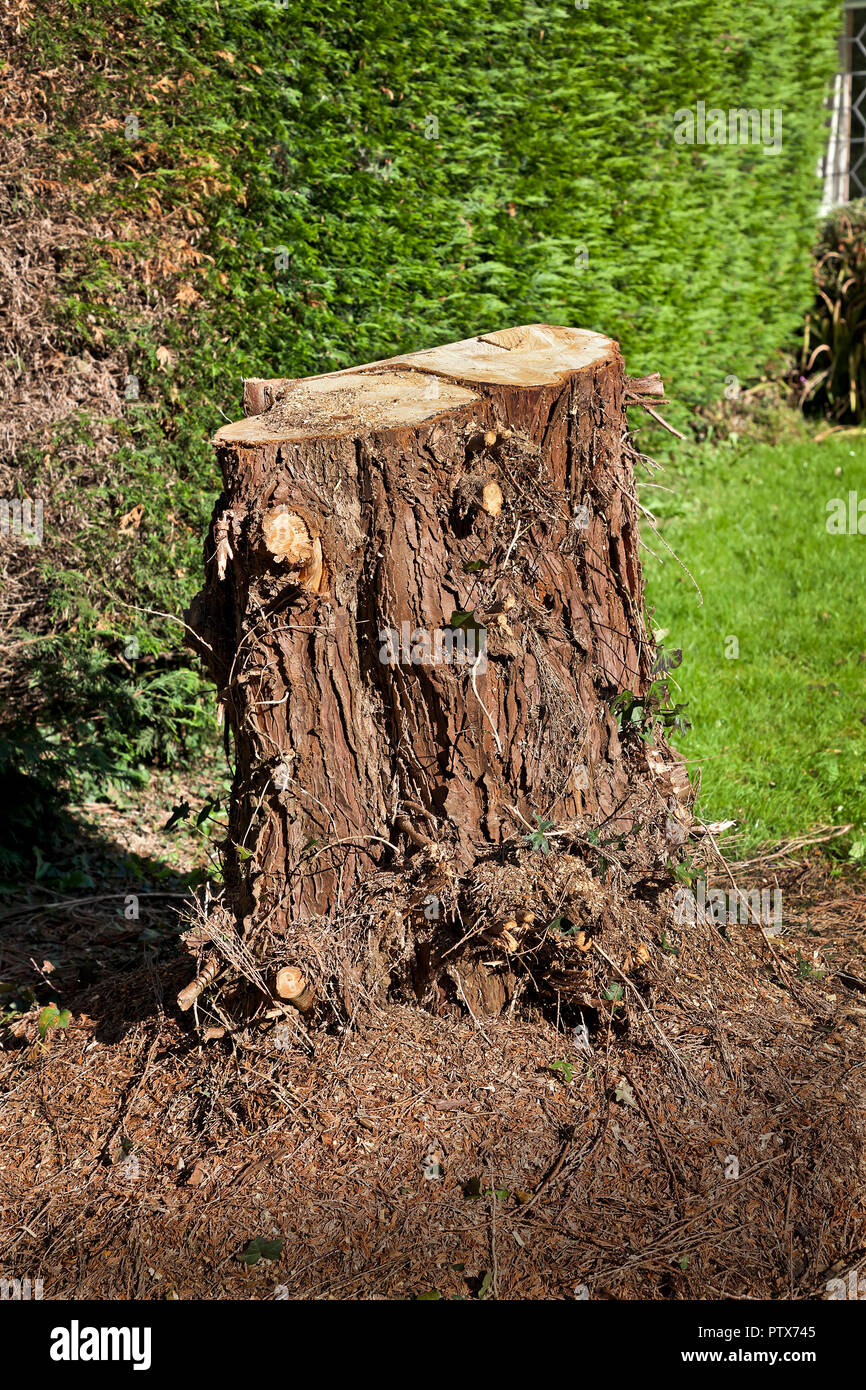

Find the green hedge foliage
[[38, 0, 840, 399]]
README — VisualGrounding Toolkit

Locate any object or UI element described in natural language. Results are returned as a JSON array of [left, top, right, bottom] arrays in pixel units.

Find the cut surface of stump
[[187, 324, 692, 1025]]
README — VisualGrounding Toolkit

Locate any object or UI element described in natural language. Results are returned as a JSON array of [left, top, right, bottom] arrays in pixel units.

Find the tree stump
[[186, 325, 692, 1024]]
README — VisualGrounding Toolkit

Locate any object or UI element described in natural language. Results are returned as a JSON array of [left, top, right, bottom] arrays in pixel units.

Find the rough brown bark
[[186, 325, 691, 1021]]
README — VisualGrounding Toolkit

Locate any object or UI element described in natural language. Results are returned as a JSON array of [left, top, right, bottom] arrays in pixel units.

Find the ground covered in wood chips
[[1, 829, 864, 1301]]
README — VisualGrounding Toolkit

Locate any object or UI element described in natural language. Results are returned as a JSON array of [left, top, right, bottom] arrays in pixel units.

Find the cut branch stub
[[261, 506, 326, 592], [177, 953, 220, 1012], [262, 507, 316, 567], [189, 324, 690, 939], [274, 966, 315, 1014], [481, 481, 503, 516]]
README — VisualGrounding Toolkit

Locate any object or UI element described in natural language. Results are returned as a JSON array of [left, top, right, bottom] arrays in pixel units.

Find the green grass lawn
[[643, 419, 866, 857]]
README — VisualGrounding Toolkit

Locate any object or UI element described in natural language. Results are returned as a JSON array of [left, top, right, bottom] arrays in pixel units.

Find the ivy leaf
[[549, 1059, 575, 1083], [522, 813, 555, 854], [449, 609, 485, 640], [38, 1003, 71, 1040], [239, 1237, 284, 1266], [650, 645, 683, 677], [196, 796, 220, 826], [450, 609, 475, 629], [163, 800, 191, 832]]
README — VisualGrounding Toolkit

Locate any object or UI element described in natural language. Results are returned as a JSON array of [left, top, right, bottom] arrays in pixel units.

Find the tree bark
[[187, 325, 691, 1018]]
